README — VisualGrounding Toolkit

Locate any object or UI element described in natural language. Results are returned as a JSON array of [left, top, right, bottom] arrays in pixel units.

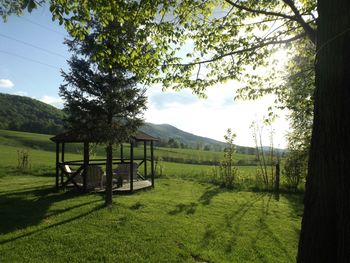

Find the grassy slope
[[0, 129, 303, 262], [0, 129, 256, 164]]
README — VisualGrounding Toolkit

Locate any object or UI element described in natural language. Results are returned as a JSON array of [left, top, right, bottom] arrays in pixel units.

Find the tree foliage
[[156, 0, 317, 95], [0, 0, 44, 20], [49, 0, 182, 85], [284, 149, 307, 190], [60, 14, 147, 205]]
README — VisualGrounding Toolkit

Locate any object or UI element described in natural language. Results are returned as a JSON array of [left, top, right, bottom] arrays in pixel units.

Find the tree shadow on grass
[[0, 186, 102, 236], [198, 186, 224, 205], [281, 192, 304, 217], [168, 202, 198, 215], [216, 193, 267, 254], [169, 186, 225, 216], [130, 201, 145, 210], [0, 203, 104, 246], [250, 193, 297, 262]]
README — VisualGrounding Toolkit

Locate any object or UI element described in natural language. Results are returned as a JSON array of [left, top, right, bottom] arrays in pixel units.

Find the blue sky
[[0, 5, 68, 103], [0, 5, 289, 148]]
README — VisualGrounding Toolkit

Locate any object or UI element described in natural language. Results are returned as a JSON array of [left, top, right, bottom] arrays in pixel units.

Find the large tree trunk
[[297, 0, 350, 261], [105, 142, 113, 205]]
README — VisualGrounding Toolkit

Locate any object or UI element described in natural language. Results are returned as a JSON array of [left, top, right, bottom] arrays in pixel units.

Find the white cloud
[[0, 79, 14, 88], [15, 91, 28, 96], [39, 95, 63, 109], [145, 82, 289, 148]]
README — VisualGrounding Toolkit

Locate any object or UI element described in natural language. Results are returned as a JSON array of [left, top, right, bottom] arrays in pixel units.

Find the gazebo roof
[[50, 130, 159, 143]]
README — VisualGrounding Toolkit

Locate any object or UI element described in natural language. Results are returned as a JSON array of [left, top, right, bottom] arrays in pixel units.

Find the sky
[[0, 5, 290, 148]]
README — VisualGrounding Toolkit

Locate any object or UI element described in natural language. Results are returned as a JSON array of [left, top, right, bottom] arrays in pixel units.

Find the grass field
[[0, 129, 303, 262], [0, 175, 302, 262], [0, 129, 257, 165]]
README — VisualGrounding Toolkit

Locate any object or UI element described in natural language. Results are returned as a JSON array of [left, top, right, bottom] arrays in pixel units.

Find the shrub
[[211, 129, 239, 189], [154, 156, 165, 178], [283, 150, 307, 190], [17, 150, 31, 172]]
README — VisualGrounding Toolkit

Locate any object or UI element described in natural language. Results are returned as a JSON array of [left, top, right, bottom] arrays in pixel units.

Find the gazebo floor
[[66, 180, 152, 194], [92, 180, 152, 194], [113, 180, 152, 193]]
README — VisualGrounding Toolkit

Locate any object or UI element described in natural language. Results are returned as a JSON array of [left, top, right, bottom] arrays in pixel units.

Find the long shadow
[[249, 194, 273, 263], [0, 186, 101, 235], [168, 186, 224, 216], [0, 203, 104, 245], [222, 192, 266, 253], [168, 202, 198, 215], [199, 192, 266, 253], [281, 192, 304, 217], [0, 185, 49, 198], [198, 186, 223, 205], [251, 193, 297, 262]]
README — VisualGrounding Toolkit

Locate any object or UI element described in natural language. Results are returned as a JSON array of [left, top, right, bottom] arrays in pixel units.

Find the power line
[[19, 16, 68, 37], [0, 50, 61, 70], [0, 32, 67, 59]]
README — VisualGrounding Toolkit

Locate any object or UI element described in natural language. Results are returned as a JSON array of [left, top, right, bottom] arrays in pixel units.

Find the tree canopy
[[60, 11, 148, 205], [157, 0, 316, 95]]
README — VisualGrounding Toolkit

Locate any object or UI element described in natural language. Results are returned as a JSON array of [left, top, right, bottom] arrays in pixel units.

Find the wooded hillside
[[0, 93, 64, 134]]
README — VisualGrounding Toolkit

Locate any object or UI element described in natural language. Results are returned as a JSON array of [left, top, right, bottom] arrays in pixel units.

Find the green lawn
[[0, 129, 303, 262], [0, 175, 302, 262]]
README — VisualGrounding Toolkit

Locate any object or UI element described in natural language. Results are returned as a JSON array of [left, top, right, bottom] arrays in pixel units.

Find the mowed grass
[[0, 129, 303, 262], [0, 175, 302, 262]]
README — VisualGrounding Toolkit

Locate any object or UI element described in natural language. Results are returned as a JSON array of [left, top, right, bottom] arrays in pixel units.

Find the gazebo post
[[130, 141, 134, 192], [120, 143, 124, 163], [55, 142, 60, 190], [144, 141, 147, 179], [151, 140, 154, 188], [61, 142, 65, 185], [83, 141, 90, 192]]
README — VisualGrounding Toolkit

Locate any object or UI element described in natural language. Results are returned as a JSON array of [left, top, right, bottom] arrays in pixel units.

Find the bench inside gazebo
[[50, 130, 158, 194]]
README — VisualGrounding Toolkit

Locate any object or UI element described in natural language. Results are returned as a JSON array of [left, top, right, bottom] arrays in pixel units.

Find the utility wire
[[19, 16, 68, 37], [0, 50, 61, 70], [0, 32, 67, 59]]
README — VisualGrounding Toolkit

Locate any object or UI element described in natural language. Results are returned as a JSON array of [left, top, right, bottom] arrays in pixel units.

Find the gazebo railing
[[57, 157, 152, 191]]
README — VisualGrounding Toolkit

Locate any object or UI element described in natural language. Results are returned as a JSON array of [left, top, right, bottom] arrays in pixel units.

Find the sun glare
[[271, 49, 289, 67]]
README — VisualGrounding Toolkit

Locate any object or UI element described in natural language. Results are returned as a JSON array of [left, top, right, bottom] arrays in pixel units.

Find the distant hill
[[0, 93, 260, 153], [141, 123, 256, 154], [0, 93, 64, 135], [141, 123, 224, 147]]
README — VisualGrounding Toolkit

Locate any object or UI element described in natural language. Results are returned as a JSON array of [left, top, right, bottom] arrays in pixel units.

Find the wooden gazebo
[[50, 131, 158, 194]]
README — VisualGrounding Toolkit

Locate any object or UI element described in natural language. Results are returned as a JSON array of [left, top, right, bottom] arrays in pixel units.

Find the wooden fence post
[[275, 160, 280, 192]]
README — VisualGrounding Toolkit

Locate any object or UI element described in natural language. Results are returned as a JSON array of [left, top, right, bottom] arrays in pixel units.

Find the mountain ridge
[[0, 92, 258, 153]]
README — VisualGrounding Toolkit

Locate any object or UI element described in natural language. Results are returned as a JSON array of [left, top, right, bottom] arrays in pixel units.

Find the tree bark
[[297, 0, 350, 261], [105, 142, 113, 206]]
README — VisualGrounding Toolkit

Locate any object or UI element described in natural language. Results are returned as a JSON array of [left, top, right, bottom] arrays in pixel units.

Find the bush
[[17, 150, 31, 172], [283, 150, 307, 190], [154, 157, 165, 178], [211, 129, 239, 189]]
